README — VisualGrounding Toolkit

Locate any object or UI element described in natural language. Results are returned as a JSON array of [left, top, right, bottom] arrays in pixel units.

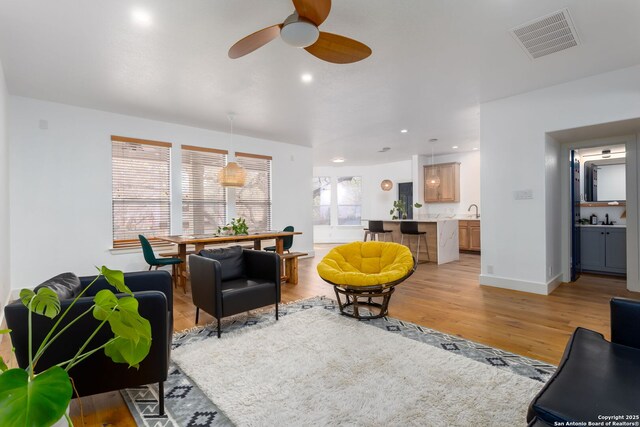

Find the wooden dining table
[[155, 231, 302, 291]]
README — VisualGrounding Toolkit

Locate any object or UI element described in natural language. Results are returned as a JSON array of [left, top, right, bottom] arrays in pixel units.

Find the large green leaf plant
[[0, 266, 152, 426]]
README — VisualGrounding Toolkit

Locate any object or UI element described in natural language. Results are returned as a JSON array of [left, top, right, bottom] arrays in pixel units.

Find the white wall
[[9, 96, 313, 289], [481, 64, 640, 294], [413, 151, 481, 217], [0, 60, 10, 311], [313, 160, 412, 243]]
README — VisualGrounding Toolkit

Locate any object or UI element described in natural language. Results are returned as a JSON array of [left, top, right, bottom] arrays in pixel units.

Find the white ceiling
[[1, 0, 640, 166]]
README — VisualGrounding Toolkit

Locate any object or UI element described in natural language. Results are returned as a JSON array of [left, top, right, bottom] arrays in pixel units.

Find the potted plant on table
[[0, 266, 151, 426], [217, 217, 249, 236]]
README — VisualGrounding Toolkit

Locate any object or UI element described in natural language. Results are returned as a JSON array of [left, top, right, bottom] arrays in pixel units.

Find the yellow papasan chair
[[317, 241, 416, 319]]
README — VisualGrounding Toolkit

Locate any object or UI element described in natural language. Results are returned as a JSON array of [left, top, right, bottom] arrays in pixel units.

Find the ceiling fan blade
[[228, 24, 282, 59], [305, 32, 371, 64], [292, 0, 331, 26]]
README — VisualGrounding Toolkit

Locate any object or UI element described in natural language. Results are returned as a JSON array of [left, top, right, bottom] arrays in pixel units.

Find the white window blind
[[112, 136, 172, 248], [337, 176, 362, 225], [235, 152, 272, 231], [312, 176, 331, 225], [181, 145, 227, 235]]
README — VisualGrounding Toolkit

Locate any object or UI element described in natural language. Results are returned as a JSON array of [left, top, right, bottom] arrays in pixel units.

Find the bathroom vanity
[[579, 225, 626, 275]]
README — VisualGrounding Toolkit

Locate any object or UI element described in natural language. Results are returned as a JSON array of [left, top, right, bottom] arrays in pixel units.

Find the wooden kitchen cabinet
[[424, 162, 460, 203], [469, 222, 481, 251], [459, 220, 480, 252]]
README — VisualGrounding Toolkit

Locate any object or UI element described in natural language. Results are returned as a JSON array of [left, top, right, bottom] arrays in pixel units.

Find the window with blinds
[[182, 145, 227, 235], [112, 136, 172, 248], [235, 152, 272, 231]]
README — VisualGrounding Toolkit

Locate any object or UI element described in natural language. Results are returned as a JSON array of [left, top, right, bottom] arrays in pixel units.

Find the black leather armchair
[[527, 297, 640, 426], [189, 246, 281, 338], [4, 271, 173, 416]]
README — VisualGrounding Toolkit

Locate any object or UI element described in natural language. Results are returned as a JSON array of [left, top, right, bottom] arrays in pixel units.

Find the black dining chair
[[363, 220, 393, 242], [400, 221, 430, 263]]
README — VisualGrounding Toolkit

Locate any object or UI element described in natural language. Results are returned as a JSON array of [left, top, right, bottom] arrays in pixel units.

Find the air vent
[[510, 8, 580, 60]]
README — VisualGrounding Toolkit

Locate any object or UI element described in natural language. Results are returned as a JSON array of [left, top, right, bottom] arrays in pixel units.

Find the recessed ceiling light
[[400, 129, 408, 133], [332, 157, 345, 163], [452, 146, 458, 149], [473, 147, 479, 150], [132, 8, 152, 27], [301, 73, 313, 83]]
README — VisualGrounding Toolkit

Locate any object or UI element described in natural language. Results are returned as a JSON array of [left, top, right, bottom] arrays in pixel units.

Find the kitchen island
[[371, 219, 459, 264]]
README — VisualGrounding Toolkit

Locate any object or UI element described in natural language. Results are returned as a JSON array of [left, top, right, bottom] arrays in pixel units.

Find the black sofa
[[527, 297, 640, 426], [4, 271, 173, 416], [189, 246, 280, 337]]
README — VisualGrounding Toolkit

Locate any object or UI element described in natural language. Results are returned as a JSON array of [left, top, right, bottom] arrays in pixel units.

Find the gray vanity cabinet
[[580, 227, 626, 275]]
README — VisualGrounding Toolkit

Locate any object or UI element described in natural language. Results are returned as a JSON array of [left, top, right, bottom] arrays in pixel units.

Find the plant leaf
[[100, 266, 131, 295], [20, 288, 60, 319], [0, 356, 8, 372], [19, 289, 35, 307], [0, 366, 72, 426], [93, 289, 118, 321], [110, 297, 151, 343], [104, 334, 151, 369], [0, 329, 10, 334], [92, 290, 152, 366]]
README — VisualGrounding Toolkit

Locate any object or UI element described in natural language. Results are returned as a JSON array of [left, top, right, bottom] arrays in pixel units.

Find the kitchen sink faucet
[[468, 204, 480, 219]]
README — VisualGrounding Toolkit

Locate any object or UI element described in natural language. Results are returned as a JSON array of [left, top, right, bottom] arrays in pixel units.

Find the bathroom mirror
[[584, 159, 625, 202]]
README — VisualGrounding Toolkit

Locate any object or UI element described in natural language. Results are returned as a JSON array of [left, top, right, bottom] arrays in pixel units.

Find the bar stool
[[364, 220, 394, 242], [400, 221, 430, 263]]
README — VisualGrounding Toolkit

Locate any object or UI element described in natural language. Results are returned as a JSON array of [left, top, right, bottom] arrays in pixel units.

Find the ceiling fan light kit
[[228, 0, 371, 64], [280, 14, 319, 47]]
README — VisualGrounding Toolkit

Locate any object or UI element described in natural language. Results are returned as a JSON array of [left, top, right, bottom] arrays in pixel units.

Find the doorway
[[570, 143, 627, 282], [398, 182, 413, 219]]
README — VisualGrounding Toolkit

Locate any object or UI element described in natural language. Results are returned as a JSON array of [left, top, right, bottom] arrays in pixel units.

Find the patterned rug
[[121, 296, 556, 426]]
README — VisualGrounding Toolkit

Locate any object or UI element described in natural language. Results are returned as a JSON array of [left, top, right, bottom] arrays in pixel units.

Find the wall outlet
[[547, 266, 553, 277], [487, 265, 494, 274], [38, 119, 48, 130]]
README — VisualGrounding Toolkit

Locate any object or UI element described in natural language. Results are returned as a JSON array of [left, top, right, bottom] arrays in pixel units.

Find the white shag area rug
[[172, 307, 542, 426]]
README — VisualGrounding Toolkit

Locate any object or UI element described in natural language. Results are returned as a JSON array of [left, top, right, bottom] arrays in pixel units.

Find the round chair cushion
[[317, 241, 414, 287]]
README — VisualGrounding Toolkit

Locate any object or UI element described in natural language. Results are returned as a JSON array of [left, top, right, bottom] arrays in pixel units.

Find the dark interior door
[[398, 182, 413, 220], [571, 150, 581, 281]]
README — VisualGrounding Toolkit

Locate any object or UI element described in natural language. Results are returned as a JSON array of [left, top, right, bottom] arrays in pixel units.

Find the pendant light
[[219, 114, 246, 187], [380, 179, 393, 191], [426, 138, 440, 189]]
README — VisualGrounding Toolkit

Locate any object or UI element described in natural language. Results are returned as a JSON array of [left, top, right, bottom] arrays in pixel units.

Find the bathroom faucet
[[468, 204, 480, 219]]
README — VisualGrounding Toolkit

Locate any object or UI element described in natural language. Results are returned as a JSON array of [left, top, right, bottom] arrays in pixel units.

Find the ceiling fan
[[228, 0, 371, 64]]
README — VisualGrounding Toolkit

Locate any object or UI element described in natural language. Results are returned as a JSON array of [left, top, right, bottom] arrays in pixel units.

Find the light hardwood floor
[[1, 244, 636, 426]]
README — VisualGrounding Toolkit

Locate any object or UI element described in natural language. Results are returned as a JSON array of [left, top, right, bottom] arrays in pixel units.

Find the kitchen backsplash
[[580, 206, 626, 225]]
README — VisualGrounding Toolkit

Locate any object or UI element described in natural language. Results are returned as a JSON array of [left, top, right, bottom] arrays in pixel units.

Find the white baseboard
[[479, 274, 556, 295], [546, 273, 563, 294]]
